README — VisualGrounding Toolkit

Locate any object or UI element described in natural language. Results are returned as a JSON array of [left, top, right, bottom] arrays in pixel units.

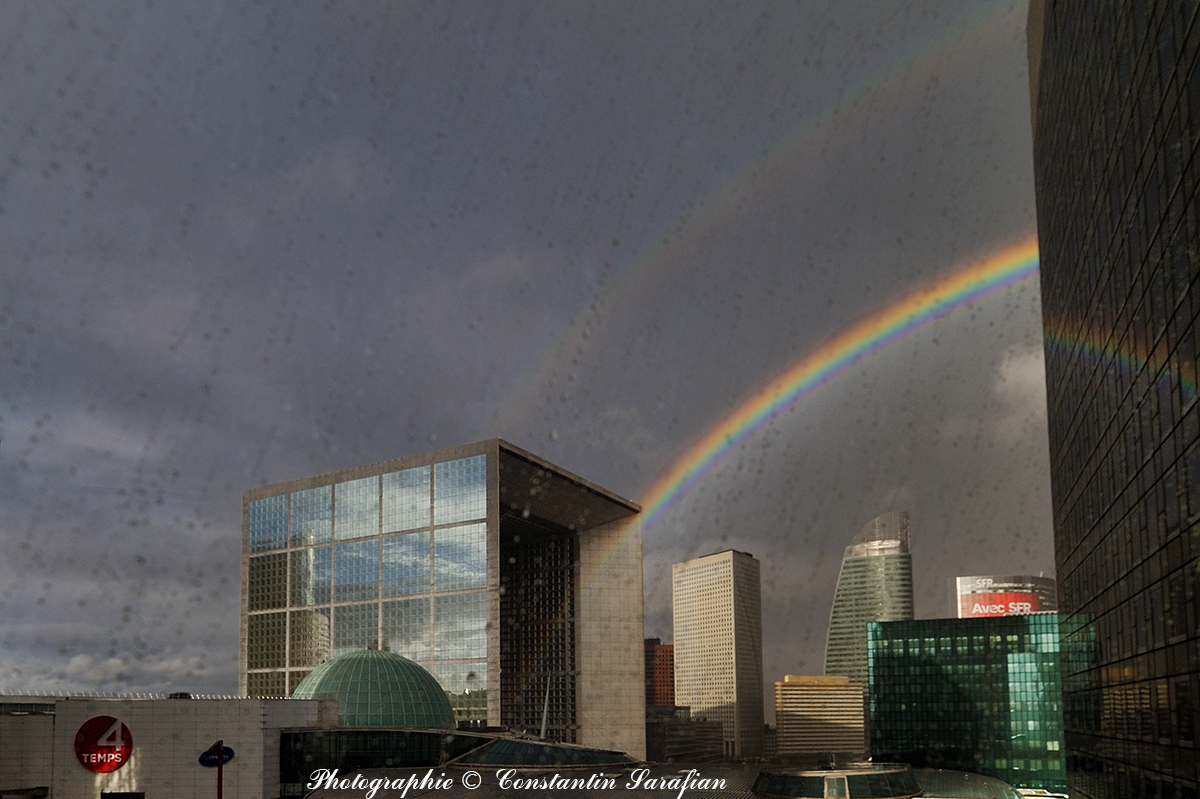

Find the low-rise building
[[774, 675, 866, 759], [867, 613, 1066, 793]]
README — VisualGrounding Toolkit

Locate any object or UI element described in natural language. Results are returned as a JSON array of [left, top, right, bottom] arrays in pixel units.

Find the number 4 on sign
[[98, 718, 124, 748]]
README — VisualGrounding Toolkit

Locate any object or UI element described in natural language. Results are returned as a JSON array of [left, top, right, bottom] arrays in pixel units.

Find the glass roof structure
[[291, 648, 456, 729]]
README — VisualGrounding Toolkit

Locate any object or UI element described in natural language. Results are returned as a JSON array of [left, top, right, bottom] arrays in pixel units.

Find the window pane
[[383, 466, 430, 532], [290, 546, 331, 606], [382, 598, 430, 661], [247, 612, 287, 669], [248, 553, 288, 610], [434, 523, 487, 592], [335, 540, 379, 602], [428, 661, 487, 723], [289, 607, 331, 667], [249, 494, 288, 552], [433, 591, 486, 660], [333, 602, 378, 654], [434, 455, 487, 524], [382, 532, 431, 596], [290, 486, 332, 545], [335, 476, 379, 540]]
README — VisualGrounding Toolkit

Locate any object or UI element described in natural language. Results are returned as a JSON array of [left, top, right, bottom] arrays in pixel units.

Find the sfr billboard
[[956, 575, 1057, 618]]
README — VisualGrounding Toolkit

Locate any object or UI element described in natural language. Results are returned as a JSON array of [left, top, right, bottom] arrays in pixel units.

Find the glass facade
[[244, 439, 645, 754], [825, 511, 914, 683], [866, 614, 1066, 793], [1030, 3, 1200, 796], [244, 453, 489, 720]]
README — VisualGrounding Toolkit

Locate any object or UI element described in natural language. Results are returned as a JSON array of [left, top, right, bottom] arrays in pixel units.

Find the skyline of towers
[[672, 549, 764, 759], [824, 511, 915, 683], [1030, 3, 1200, 796], [241, 438, 646, 758]]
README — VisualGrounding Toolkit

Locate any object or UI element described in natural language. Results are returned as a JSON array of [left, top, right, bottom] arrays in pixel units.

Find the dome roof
[[292, 649, 456, 729]]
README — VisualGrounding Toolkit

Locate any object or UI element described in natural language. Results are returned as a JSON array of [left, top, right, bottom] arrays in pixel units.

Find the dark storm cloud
[[0, 0, 1043, 703]]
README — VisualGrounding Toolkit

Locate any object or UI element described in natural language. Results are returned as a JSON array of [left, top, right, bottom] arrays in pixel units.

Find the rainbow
[[639, 237, 1041, 527], [489, 2, 1020, 432], [1043, 317, 1197, 404]]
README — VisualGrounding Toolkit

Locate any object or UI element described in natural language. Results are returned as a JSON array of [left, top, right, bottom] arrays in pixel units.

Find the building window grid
[[334, 539, 381, 603], [248, 552, 288, 611], [433, 456, 487, 525], [249, 494, 288, 552], [290, 486, 332, 546], [382, 466, 431, 532], [867, 617, 1066, 792], [290, 546, 331, 606], [382, 597, 431, 661], [334, 476, 380, 541], [381, 531, 432, 596], [433, 592, 487, 660], [332, 602, 380, 655], [433, 523, 487, 592], [247, 454, 491, 714]]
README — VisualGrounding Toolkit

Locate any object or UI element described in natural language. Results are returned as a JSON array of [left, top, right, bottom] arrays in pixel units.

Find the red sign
[[959, 591, 1042, 618], [74, 715, 133, 773]]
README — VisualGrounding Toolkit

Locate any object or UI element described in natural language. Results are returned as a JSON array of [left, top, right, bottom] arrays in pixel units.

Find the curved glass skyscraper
[[824, 511, 914, 682]]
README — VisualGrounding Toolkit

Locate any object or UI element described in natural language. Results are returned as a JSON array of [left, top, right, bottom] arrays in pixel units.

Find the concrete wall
[[0, 697, 331, 799], [576, 514, 646, 759]]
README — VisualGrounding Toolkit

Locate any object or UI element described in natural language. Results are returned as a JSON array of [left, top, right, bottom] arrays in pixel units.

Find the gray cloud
[[0, 0, 1044, 708]]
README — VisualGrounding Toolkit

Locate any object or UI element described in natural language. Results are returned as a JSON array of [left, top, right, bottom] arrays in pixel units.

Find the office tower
[[644, 638, 675, 707], [672, 550, 764, 758], [241, 438, 645, 757], [956, 575, 1058, 618], [774, 675, 866, 759], [824, 511, 914, 683], [1029, 4, 1200, 796], [867, 614, 1067, 794]]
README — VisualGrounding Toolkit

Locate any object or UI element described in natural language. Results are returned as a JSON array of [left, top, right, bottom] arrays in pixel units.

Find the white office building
[[672, 549, 763, 758]]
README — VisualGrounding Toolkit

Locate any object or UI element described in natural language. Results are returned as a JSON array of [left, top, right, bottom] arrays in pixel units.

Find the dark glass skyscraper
[[1029, 4, 1200, 797], [824, 511, 914, 683]]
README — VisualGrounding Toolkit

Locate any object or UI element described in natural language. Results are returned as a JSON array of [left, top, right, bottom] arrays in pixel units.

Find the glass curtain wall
[[245, 454, 488, 721]]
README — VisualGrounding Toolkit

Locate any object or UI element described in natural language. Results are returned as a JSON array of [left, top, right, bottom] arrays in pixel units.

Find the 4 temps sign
[[74, 715, 133, 773]]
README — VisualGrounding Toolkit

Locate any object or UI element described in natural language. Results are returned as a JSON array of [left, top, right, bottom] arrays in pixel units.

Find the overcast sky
[[0, 1, 1048, 709]]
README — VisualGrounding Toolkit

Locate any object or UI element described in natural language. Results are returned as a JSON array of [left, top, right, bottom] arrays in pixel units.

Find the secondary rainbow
[[639, 237, 1041, 528]]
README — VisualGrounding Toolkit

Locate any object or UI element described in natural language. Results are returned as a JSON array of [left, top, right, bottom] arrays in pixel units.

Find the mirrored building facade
[[241, 439, 646, 758], [867, 614, 1067, 793], [824, 511, 914, 683], [1029, 3, 1200, 796]]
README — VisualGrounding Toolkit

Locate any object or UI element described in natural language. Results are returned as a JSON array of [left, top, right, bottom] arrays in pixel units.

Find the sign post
[[202, 740, 224, 799]]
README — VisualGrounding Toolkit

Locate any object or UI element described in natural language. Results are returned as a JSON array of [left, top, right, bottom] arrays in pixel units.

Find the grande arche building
[[240, 438, 645, 759]]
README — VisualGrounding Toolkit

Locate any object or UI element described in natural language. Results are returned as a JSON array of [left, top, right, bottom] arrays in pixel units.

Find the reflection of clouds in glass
[[383, 598, 430, 661], [433, 592, 487, 660], [434, 523, 487, 592], [384, 466, 431, 532], [249, 494, 288, 552], [335, 476, 380, 540], [291, 486, 332, 546], [382, 532, 431, 595], [429, 660, 488, 694], [334, 540, 379, 602], [434, 456, 487, 524]]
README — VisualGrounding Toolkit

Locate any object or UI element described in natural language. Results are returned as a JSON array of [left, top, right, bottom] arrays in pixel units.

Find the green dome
[[292, 649, 456, 729]]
